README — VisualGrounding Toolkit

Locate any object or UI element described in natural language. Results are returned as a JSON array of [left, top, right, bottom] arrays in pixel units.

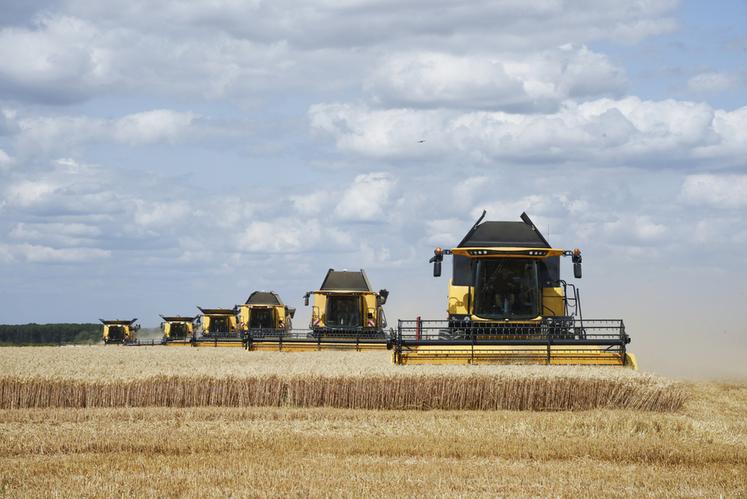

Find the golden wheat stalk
[[0, 374, 687, 411]]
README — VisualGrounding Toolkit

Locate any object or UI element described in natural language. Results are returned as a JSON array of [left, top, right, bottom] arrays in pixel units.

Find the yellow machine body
[[309, 290, 384, 331], [162, 320, 194, 337], [243, 269, 390, 352], [200, 314, 238, 333], [238, 291, 295, 332], [100, 319, 138, 344], [193, 307, 242, 347], [193, 339, 245, 348], [238, 304, 285, 329], [237, 304, 291, 332], [160, 315, 196, 345], [247, 337, 389, 352], [243, 290, 389, 351], [394, 344, 637, 367], [199, 312, 238, 335], [394, 213, 635, 368]]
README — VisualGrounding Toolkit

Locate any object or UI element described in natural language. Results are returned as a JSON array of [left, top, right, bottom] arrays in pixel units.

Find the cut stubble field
[[0, 346, 744, 497]]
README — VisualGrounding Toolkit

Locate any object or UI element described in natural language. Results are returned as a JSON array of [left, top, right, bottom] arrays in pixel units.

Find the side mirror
[[378, 289, 389, 305], [429, 247, 444, 277], [303, 293, 309, 306], [573, 262, 582, 279], [288, 307, 296, 319]]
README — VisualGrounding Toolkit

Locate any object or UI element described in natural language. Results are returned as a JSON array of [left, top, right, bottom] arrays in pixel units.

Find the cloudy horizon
[[1, 0, 745, 379]]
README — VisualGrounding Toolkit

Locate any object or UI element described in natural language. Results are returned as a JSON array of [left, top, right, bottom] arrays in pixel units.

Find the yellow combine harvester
[[159, 315, 197, 346], [193, 307, 242, 347], [246, 269, 390, 351], [238, 291, 295, 334], [393, 212, 635, 368], [100, 319, 140, 344]]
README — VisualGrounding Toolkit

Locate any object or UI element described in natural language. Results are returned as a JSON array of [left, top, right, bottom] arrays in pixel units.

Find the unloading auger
[[393, 211, 636, 368]]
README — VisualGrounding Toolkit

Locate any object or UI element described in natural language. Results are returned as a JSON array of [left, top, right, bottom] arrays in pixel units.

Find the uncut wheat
[[0, 346, 687, 411]]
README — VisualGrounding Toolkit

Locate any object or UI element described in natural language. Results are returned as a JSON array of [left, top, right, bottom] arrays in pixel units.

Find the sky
[[0, 0, 745, 379]]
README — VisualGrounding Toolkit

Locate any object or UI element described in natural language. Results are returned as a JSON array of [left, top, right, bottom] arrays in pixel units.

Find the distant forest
[[0, 324, 101, 345]]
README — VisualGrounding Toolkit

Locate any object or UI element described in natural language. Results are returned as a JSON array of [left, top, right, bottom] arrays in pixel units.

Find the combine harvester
[[393, 212, 635, 368], [160, 315, 197, 346], [100, 319, 140, 344], [238, 291, 295, 337], [245, 269, 390, 351], [193, 307, 243, 347]]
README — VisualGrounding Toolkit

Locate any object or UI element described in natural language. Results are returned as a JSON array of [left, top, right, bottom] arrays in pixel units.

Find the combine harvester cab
[[100, 319, 140, 344], [394, 211, 636, 368], [304, 269, 390, 349], [245, 269, 390, 351], [193, 307, 242, 347], [160, 315, 197, 346], [238, 291, 295, 336]]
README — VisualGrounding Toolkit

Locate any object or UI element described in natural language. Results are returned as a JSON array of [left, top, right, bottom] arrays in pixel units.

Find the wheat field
[[0, 346, 685, 411], [0, 346, 742, 497], [0, 383, 745, 497]]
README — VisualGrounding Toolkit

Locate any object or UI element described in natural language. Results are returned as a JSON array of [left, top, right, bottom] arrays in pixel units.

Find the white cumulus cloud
[[687, 71, 739, 94], [113, 110, 197, 145], [0, 149, 12, 171], [334, 172, 397, 222], [133, 200, 191, 228], [368, 45, 626, 112], [310, 98, 747, 165], [0, 15, 113, 104], [680, 174, 747, 209], [14, 109, 199, 155], [5, 243, 111, 263], [4, 180, 59, 207]]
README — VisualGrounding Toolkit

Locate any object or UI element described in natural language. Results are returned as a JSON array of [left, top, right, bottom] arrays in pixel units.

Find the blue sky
[[0, 0, 745, 378]]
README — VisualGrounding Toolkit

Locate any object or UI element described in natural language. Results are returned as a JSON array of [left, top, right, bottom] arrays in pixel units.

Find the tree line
[[0, 323, 101, 345]]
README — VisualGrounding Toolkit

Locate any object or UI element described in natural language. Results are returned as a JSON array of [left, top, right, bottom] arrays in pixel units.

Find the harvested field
[[0, 346, 686, 411], [0, 383, 745, 498]]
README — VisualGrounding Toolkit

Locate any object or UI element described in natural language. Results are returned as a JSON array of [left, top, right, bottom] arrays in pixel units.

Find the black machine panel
[[539, 256, 560, 286], [320, 270, 372, 292], [245, 291, 282, 306], [452, 255, 474, 286], [458, 221, 550, 249]]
